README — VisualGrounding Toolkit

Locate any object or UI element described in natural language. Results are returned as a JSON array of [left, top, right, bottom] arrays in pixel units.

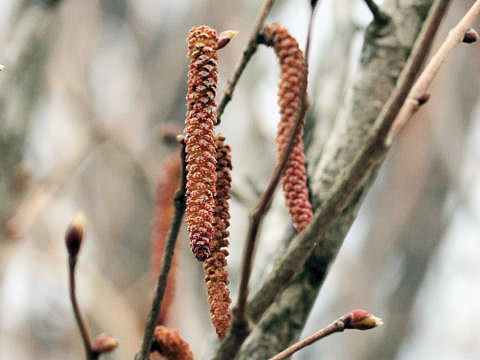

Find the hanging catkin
[[264, 23, 313, 232], [204, 133, 232, 339], [184, 26, 218, 261]]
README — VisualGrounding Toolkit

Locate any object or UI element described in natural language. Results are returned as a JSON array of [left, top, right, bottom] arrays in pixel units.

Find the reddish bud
[[65, 213, 85, 258], [344, 309, 383, 330], [92, 333, 118, 354], [217, 30, 239, 50], [463, 28, 479, 44]]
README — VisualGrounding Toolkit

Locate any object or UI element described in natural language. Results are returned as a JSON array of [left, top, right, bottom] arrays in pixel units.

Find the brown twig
[[69, 256, 94, 359], [214, 9, 317, 360], [363, 0, 390, 25], [247, 0, 453, 325], [215, 0, 276, 124], [387, 0, 480, 144], [269, 320, 344, 360], [269, 310, 382, 360], [135, 140, 187, 360]]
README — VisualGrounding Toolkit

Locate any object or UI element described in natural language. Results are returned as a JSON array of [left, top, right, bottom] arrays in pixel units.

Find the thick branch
[[216, 0, 276, 124], [135, 143, 187, 360]]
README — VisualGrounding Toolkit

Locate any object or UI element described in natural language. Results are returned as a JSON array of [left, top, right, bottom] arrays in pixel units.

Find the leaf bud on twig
[[463, 28, 479, 43], [343, 309, 383, 330], [217, 30, 239, 50], [92, 333, 119, 354], [65, 213, 85, 258]]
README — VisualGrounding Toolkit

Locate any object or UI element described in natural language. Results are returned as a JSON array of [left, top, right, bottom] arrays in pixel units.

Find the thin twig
[[247, 0, 453, 325], [216, 0, 276, 124], [387, 0, 480, 144], [363, 0, 390, 25], [214, 9, 317, 360], [269, 320, 345, 360], [135, 142, 187, 360], [69, 256, 94, 360], [269, 309, 382, 360]]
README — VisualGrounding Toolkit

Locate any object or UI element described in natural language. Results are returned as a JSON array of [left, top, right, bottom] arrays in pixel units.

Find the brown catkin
[[203, 133, 232, 339], [151, 152, 182, 325], [184, 26, 219, 261], [264, 23, 313, 232], [152, 326, 194, 360]]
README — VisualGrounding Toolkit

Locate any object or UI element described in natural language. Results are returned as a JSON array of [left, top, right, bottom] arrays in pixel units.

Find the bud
[[416, 92, 430, 106], [92, 333, 118, 354], [344, 309, 383, 330], [65, 213, 85, 258], [463, 28, 479, 44], [217, 30, 239, 50]]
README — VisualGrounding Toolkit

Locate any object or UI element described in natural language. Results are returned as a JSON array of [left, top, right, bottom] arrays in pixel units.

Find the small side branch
[[363, 0, 390, 25], [269, 310, 382, 360], [387, 0, 480, 143], [135, 140, 187, 360], [69, 256, 94, 359], [216, 0, 276, 124]]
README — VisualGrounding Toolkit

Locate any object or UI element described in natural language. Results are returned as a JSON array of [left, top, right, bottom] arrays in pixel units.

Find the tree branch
[[216, 0, 276, 124], [247, 0, 453, 327], [69, 256, 94, 359], [387, 0, 480, 143], [135, 140, 187, 360]]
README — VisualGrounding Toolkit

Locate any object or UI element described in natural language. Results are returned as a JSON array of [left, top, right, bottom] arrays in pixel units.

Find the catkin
[[204, 134, 232, 339], [152, 326, 194, 360], [264, 23, 313, 232], [151, 152, 182, 324], [184, 26, 219, 261]]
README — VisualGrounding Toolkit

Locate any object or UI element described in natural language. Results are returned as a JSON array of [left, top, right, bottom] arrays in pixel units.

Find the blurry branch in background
[[65, 214, 118, 360], [135, 137, 187, 360], [216, 0, 276, 124], [386, 0, 480, 143], [270, 310, 382, 360]]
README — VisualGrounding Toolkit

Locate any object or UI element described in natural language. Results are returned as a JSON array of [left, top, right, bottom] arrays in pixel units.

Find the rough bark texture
[[236, 1, 435, 358]]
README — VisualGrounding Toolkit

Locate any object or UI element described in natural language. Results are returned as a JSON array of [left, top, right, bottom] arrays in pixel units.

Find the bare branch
[[269, 310, 382, 360], [135, 140, 187, 360], [216, 0, 276, 124], [387, 0, 480, 143]]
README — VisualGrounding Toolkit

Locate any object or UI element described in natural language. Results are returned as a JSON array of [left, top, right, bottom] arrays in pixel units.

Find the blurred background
[[0, 0, 479, 359]]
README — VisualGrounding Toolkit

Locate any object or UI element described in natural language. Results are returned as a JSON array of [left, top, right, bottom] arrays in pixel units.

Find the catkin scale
[[264, 24, 313, 232], [185, 26, 219, 261], [203, 134, 232, 339], [152, 326, 194, 360]]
